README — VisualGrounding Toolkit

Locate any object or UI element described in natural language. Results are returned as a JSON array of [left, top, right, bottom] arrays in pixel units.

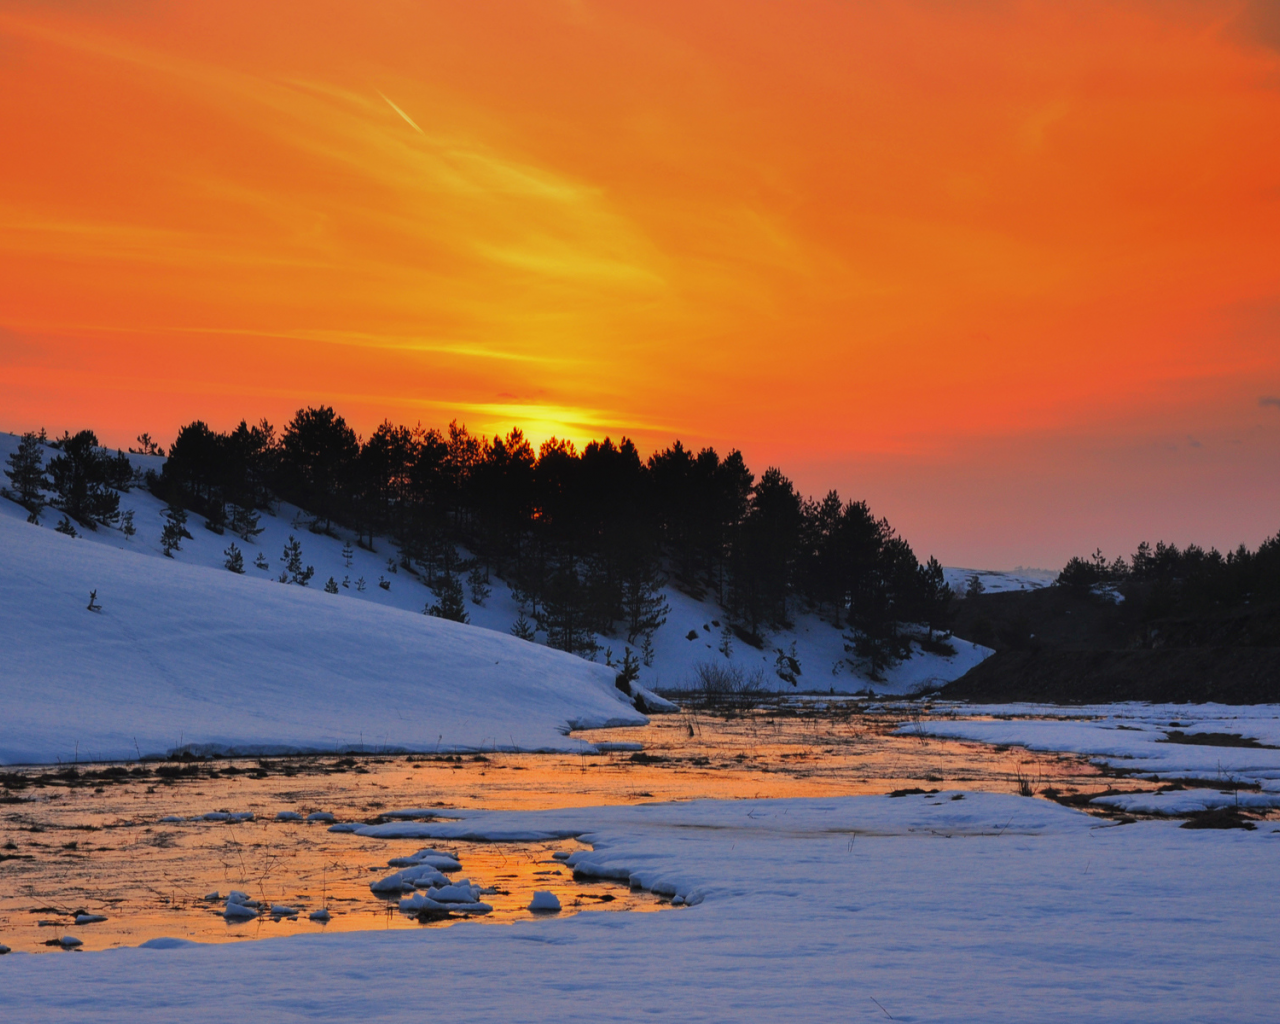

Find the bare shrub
[[690, 661, 766, 706]]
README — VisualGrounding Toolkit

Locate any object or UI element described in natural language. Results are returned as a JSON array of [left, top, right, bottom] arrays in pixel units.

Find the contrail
[[377, 90, 423, 134]]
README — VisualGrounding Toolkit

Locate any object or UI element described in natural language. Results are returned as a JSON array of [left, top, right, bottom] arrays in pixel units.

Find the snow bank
[[907, 703, 1280, 787], [0, 513, 644, 765]]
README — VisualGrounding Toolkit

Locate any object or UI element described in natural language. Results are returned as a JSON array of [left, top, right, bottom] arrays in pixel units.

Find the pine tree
[[324, 576, 339, 594], [229, 504, 263, 541], [536, 561, 598, 657], [224, 542, 245, 574], [621, 558, 669, 644], [204, 502, 227, 535], [718, 625, 733, 659], [615, 648, 640, 693], [916, 556, 952, 638], [129, 433, 164, 457], [342, 542, 354, 568], [44, 430, 120, 530], [55, 515, 77, 537], [280, 534, 315, 586], [120, 509, 136, 538], [4, 432, 45, 518], [160, 504, 189, 557], [254, 552, 270, 571], [427, 568, 469, 623], [467, 561, 491, 605], [511, 613, 536, 641], [355, 576, 367, 592]]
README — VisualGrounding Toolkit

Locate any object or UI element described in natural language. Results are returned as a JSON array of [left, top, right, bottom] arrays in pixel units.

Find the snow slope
[[0, 512, 644, 765], [944, 565, 1056, 594], [1, 793, 1276, 1022], [1, 432, 990, 697]]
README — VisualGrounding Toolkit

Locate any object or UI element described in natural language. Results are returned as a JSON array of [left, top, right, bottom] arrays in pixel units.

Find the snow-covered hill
[[943, 565, 1056, 595], [0, 432, 991, 708]]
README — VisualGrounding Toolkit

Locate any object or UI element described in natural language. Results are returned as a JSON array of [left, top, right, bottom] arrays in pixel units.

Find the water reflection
[[0, 698, 1123, 954]]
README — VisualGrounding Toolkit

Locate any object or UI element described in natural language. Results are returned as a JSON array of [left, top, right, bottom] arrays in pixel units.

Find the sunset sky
[[2, 0, 1279, 567]]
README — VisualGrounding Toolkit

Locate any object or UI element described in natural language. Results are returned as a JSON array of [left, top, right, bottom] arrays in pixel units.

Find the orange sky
[[2, 0, 1279, 566]]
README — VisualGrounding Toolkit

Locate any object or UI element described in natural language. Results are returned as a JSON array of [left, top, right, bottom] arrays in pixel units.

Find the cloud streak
[[377, 90, 423, 134]]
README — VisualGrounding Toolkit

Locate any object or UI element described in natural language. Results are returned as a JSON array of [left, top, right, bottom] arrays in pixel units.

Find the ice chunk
[[202, 812, 231, 821], [528, 891, 561, 912], [0, 943, 11, 954], [230, 811, 254, 822], [427, 881, 483, 903], [386, 848, 462, 871], [226, 891, 260, 908], [399, 892, 492, 915], [139, 938, 197, 949], [203, 891, 220, 901], [158, 815, 185, 823], [370, 865, 449, 893], [276, 811, 303, 821], [223, 901, 258, 919], [308, 909, 331, 922], [306, 811, 336, 823], [59, 936, 82, 947], [75, 914, 107, 925], [269, 904, 298, 917]]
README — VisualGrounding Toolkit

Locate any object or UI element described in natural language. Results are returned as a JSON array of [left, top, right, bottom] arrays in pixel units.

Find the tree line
[[1057, 535, 1280, 615], [5, 409, 954, 675]]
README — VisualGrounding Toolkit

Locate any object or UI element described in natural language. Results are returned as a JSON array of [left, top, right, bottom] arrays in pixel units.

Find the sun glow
[[2, 1, 1279, 563]]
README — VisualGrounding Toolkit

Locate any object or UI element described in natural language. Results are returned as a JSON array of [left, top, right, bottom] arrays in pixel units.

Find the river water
[[0, 698, 1128, 955]]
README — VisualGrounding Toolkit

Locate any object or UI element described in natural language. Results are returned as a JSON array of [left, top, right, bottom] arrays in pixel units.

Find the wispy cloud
[[376, 90, 423, 134], [1261, 396, 1280, 410]]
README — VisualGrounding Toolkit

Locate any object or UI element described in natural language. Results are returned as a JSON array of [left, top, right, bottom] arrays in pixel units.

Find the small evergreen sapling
[[87, 589, 101, 612], [719, 625, 734, 659], [324, 576, 339, 594], [342, 542, 354, 568], [511, 613, 536, 641], [254, 552, 270, 571], [427, 568, 468, 623], [56, 516, 77, 537], [467, 562, 491, 606], [120, 509, 136, 538], [355, 576, 367, 592], [615, 648, 640, 694], [280, 535, 315, 586], [160, 505, 190, 557], [224, 542, 245, 574]]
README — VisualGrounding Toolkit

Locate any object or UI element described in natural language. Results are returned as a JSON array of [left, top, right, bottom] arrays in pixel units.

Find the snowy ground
[[0, 510, 645, 764], [1, 792, 1276, 1022], [1, 432, 990, 700], [943, 565, 1056, 594], [908, 703, 1280, 813]]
